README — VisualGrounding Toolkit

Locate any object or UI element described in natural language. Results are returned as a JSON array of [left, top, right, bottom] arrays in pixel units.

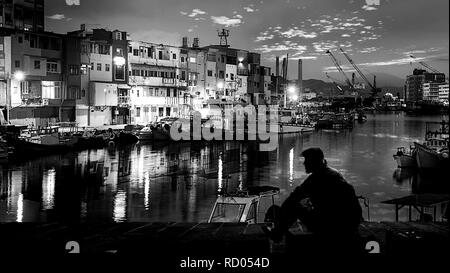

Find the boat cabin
[[208, 186, 280, 224]]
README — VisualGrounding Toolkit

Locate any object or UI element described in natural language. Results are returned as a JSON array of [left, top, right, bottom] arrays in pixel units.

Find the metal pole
[[6, 75, 10, 123]]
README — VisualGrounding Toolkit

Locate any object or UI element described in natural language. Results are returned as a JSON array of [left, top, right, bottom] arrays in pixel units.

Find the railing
[[118, 97, 131, 107]]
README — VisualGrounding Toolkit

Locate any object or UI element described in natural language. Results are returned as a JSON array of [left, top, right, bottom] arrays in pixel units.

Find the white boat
[[208, 186, 280, 224], [136, 126, 153, 141], [393, 146, 416, 168]]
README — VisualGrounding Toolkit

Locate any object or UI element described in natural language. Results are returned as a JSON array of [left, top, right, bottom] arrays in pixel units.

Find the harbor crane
[[409, 55, 441, 73], [326, 50, 355, 90], [339, 48, 381, 98]]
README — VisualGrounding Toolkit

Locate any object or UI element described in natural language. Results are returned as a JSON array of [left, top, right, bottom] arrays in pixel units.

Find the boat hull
[[414, 142, 447, 169], [393, 154, 416, 168]]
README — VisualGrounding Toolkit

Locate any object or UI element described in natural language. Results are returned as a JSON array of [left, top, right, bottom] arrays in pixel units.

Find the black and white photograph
[[0, 0, 449, 271]]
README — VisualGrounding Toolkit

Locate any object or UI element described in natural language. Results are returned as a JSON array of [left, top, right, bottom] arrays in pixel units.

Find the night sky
[[45, 0, 449, 84]]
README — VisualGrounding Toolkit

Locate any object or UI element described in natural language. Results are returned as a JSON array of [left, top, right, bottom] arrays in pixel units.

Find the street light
[[288, 85, 297, 94], [113, 56, 126, 66], [13, 71, 25, 81]]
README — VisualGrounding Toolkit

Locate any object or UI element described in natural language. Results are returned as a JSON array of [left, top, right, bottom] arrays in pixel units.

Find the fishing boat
[[414, 139, 448, 169], [208, 186, 280, 224], [12, 126, 81, 154], [393, 146, 416, 168], [414, 121, 449, 169]]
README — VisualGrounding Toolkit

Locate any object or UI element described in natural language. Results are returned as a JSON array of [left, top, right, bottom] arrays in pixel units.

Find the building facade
[[406, 68, 446, 102], [128, 40, 181, 124], [0, 0, 44, 33], [1, 30, 65, 126], [66, 25, 129, 127], [438, 83, 449, 104]]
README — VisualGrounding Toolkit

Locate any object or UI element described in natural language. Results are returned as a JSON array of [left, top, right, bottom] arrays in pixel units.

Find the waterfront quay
[[0, 221, 448, 259]]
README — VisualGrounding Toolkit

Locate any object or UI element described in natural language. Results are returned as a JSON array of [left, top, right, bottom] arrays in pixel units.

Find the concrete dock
[[0, 221, 447, 258]]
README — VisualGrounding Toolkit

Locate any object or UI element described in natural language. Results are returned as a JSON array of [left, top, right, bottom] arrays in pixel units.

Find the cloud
[[254, 44, 307, 53], [180, 11, 188, 16], [243, 7, 255, 12], [358, 56, 429, 67], [279, 28, 317, 39], [362, 5, 378, 11], [341, 34, 351, 37], [255, 33, 274, 42], [65, 0, 80, 5], [211, 16, 242, 27], [235, 14, 243, 19], [188, 9, 207, 17], [47, 14, 66, 20]]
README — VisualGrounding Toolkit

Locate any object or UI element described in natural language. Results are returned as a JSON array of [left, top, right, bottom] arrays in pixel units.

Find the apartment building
[[128, 40, 181, 124], [66, 25, 129, 127], [0, 0, 44, 33], [1, 30, 65, 126]]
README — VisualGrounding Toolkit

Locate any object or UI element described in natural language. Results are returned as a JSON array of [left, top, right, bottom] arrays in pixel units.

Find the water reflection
[[0, 113, 448, 223]]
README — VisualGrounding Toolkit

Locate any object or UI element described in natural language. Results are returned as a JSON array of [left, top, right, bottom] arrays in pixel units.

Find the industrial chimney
[[182, 37, 188, 48], [192, 38, 199, 48], [298, 59, 303, 94]]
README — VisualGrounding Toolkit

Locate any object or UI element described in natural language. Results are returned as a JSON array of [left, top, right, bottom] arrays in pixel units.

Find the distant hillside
[[301, 78, 406, 98]]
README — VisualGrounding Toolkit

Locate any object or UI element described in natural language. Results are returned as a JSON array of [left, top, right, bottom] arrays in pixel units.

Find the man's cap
[[301, 147, 325, 162]]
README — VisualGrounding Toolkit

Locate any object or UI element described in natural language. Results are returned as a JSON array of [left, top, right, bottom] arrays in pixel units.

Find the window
[[128, 46, 132, 53], [34, 60, 41, 69], [159, 107, 164, 117], [166, 108, 171, 116], [81, 89, 86, 97], [46, 62, 58, 73], [97, 63, 102, 71], [136, 107, 141, 117], [105, 64, 110, 72], [116, 48, 124, 56], [158, 51, 163, 60], [181, 71, 186, 80], [181, 57, 185, 62], [20, 81, 29, 94], [166, 89, 171, 97], [42, 81, 62, 99], [114, 32, 123, 41], [91, 63, 94, 70], [133, 49, 139, 56], [15, 60, 20, 68], [172, 53, 176, 59], [230, 73, 235, 81], [69, 65, 80, 75], [207, 70, 213, 77], [189, 57, 196, 63], [219, 71, 225, 79]]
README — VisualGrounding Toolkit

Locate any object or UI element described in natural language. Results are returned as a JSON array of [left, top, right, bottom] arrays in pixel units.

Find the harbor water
[[1, 113, 448, 223]]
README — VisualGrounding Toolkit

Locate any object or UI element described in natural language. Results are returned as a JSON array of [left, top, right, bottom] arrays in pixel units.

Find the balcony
[[118, 96, 131, 108]]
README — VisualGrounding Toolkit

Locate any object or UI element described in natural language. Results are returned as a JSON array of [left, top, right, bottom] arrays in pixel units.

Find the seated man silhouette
[[264, 148, 363, 252]]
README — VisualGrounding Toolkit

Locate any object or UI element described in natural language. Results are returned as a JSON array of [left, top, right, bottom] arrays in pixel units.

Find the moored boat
[[393, 146, 416, 168], [208, 186, 280, 224], [414, 140, 448, 169]]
